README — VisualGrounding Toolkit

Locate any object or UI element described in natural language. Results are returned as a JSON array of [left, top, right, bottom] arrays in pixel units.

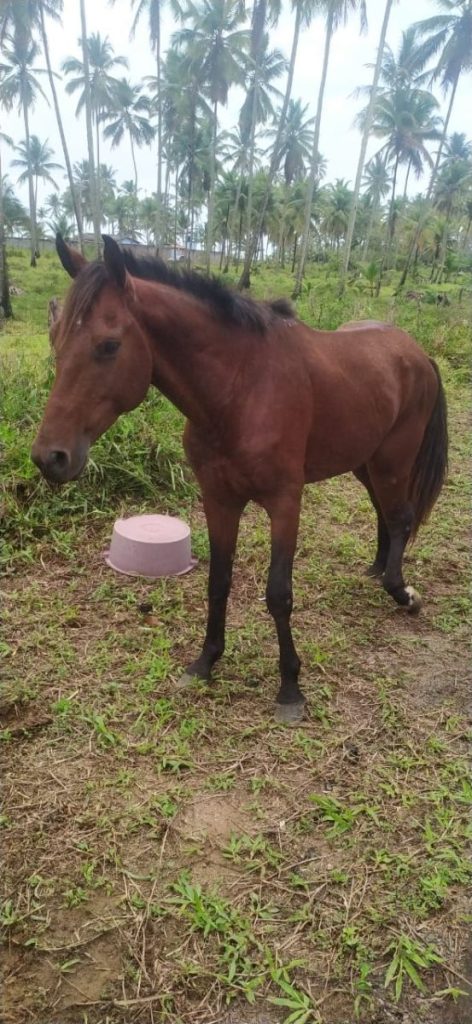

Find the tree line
[[0, 0, 471, 318]]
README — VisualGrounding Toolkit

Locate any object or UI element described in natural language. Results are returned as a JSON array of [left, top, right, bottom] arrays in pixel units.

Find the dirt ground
[[2, 398, 471, 1024]]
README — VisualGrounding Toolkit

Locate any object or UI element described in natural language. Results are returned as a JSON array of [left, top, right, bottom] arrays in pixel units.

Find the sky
[[1, 0, 470, 213]]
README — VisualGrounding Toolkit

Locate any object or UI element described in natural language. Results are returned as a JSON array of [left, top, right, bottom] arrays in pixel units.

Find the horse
[[31, 235, 448, 725]]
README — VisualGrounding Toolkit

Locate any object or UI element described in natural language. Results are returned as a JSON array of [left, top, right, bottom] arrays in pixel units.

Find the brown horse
[[32, 236, 448, 724]]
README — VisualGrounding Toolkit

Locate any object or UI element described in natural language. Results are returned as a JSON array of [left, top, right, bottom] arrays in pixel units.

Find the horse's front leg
[[264, 488, 305, 725], [178, 494, 243, 688]]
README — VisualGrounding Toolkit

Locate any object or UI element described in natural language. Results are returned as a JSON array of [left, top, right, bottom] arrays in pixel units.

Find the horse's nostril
[[32, 447, 71, 482], [50, 450, 69, 469]]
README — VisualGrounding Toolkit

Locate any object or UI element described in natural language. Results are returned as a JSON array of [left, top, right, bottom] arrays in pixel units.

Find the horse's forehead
[[63, 294, 122, 340]]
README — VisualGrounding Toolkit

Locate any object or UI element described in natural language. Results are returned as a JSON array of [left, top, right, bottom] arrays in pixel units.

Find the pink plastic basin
[[106, 514, 196, 579]]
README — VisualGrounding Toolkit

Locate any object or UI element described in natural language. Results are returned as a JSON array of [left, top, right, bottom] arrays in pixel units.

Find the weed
[[63, 886, 88, 909], [223, 833, 284, 872], [384, 934, 443, 1000]]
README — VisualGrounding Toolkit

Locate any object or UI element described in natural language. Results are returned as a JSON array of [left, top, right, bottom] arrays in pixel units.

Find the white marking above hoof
[[405, 585, 422, 614]]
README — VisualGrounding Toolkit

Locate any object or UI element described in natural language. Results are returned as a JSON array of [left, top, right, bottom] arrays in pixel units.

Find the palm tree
[[461, 194, 472, 250], [43, 189, 62, 219], [173, 0, 248, 272], [235, 35, 286, 282], [0, 128, 13, 317], [433, 144, 472, 279], [0, 0, 86, 249], [369, 87, 442, 289], [293, 0, 367, 297], [340, 0, 396, 292], [361, 152, 391, 256], [153, 48, 212, 257], [110, 0, 180, 250], [11, 136, 62, 208], [102, 79, 155, 197], [1, 175, 29, 233], [267, 99, 315, 267], [322, 178, 353, 249], [0, 35, 49, 265], [398, 0, 472, 289], [238, 0, 319, 289], [239, 42, 285, 146], [237, 0, 280, 288], [35, 0, 85, 248], [62, 33, 127, 217], [70, 158, 95, 227], [78, 0, 100, 250], [275, 98, 314, 186], [442, 130, 472, 161]]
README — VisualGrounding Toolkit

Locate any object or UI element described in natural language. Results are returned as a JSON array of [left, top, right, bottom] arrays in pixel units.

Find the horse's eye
[[95, 338, 121, 360]]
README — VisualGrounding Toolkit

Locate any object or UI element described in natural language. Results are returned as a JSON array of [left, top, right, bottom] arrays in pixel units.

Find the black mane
[[121, 249, 295, 333], [61, 248, 296, 338]]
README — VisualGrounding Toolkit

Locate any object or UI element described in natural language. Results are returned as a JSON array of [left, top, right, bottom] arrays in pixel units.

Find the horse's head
[[32, 235, 153, 484]]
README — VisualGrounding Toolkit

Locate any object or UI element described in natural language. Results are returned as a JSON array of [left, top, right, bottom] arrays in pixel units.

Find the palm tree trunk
[[174, 164, 179, 260], [402, 158, 412, 199], [164, 160, 170, 214], [363, 200, 377, 258], [237, 210, 243, 265], [129, 132, 138, 233], [437, 205, 451, 284], [291, 234, 298, 274], [460, 215, 472, 253], [238, 75, 259, 289], [397, 72, 459, 290], [154, 13, 162, 253], [0, 142, 13, 318], [376, 151, 399, 295], [206, 98, 218, 274], [79, 0, 100, 252], [22, 100, 37, 267], [293, 7, 334, 299], [225, 171, 244, 272], [186, 107, 196, 267], [129, 134, 138, 196], [95, 112, 101, 224], [237, 3, 302, 289], [340, 0, 394, 292], [39, 2, 84, 251]]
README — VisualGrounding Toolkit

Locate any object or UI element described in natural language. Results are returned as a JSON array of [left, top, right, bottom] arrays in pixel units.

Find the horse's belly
[[303, 424, 387, 482]]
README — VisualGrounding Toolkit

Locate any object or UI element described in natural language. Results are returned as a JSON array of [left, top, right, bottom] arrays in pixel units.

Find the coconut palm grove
[[1, 2, 471, 1023]]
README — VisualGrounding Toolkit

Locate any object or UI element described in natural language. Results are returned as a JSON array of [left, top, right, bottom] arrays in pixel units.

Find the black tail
[[410, 359, 448, 536]]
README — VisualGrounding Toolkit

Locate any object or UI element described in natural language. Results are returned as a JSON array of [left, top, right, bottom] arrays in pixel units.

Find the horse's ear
[[102, 235, 126, 290], [56, 234, 87, 278]]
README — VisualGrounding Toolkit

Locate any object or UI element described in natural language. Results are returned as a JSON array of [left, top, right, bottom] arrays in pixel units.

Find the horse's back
[[337, 319, 391, 332]]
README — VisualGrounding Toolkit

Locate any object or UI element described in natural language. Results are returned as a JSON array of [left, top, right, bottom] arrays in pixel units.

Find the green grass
[[1, 248, 471, 1024]]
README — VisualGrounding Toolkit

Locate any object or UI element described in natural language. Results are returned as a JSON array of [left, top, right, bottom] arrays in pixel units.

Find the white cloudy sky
[[1, 0, 470, 211]]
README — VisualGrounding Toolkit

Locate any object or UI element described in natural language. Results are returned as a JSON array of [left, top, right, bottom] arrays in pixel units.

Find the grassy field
[[1, 248, 471, 1024]]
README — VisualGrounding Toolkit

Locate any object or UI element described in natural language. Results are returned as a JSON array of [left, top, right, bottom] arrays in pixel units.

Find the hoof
[[274, 701, 306, 727], [174, 672, 207, 692], [405, 585, 422, 615]]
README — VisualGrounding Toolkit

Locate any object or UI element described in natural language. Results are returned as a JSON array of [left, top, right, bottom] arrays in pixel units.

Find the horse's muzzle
[[31, 442, 88, 483]]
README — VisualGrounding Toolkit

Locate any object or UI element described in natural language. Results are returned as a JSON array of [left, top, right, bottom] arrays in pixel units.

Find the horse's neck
[[135, 280, 247, 429]]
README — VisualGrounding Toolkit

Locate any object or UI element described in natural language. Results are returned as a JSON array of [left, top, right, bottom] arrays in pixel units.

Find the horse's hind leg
[[354, 465, 390, 577], [367, 445, 422, 614]]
